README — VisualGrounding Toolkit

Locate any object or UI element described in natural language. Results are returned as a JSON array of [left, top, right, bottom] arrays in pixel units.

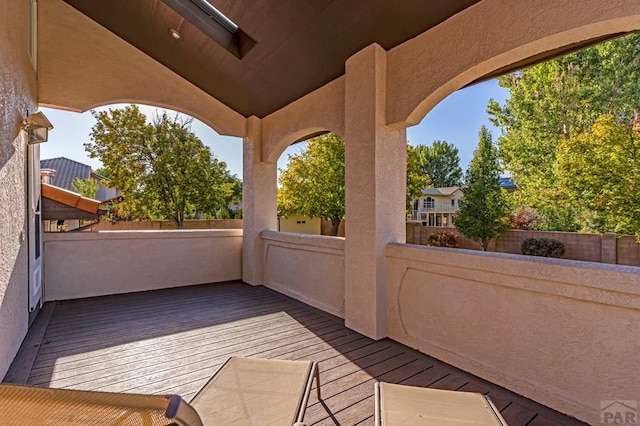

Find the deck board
[[8, 281, 586, 425]]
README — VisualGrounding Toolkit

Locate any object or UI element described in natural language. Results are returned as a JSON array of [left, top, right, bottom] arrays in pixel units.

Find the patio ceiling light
[[160, 0, 256, 59], [169, 28, 182, 40]]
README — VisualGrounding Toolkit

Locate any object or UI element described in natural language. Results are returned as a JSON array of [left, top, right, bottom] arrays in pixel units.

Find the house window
[[423, 197, 434, 209], [451, 199, 455, 206], [27, 0, 37, 69]]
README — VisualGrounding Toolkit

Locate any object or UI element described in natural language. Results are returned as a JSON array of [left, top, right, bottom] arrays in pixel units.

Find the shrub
[[427, 231, 459, 248], [215, 207, 231, 219], [521, 237, 565, 258], [511, 207, 538, 230]]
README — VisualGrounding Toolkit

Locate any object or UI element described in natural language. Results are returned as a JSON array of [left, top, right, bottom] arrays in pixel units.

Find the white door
[[27, 144, 43, 312]]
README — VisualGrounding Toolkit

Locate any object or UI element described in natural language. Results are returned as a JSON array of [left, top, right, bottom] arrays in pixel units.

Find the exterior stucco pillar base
[[242, 116, 277, 285], [344, 44, 406, 339]]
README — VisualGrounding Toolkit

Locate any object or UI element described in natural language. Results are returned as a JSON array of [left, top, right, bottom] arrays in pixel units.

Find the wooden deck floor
[[6, 281, 586, 425]]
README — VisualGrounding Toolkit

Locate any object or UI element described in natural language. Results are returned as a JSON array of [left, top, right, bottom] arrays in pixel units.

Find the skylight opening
[[190, 0, 238, 34]]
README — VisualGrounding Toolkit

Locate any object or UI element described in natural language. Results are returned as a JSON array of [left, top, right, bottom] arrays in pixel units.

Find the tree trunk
[[330, 217, 341, 236], [481, 237, 489, 251], [174, 215, 184, 229]]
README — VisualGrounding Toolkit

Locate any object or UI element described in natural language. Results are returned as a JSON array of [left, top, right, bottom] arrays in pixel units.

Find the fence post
[[601, 233, 617, 264]]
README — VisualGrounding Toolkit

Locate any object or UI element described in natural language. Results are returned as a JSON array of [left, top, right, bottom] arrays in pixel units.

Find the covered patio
[[6, 282, 585, 425], [1, 1, 640, 425]]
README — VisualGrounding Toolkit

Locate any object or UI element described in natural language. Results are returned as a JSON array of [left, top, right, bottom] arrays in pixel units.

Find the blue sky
[[40, 79, 509, 178]]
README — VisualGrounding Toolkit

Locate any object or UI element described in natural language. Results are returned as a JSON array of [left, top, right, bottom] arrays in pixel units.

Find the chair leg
[[314, 365, 321, 400]]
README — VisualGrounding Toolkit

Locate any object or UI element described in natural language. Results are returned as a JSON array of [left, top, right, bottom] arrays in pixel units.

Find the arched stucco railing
[[385, 0, 640, 128]]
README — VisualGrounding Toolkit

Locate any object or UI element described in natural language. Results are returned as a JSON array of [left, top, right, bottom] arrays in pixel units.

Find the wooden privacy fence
[[406, 224, 640, 266], [82, 219, 242, 231]]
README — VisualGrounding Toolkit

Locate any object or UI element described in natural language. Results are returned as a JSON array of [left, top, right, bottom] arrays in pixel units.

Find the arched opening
[[39, 103, 242, 231], [275, 131, 345, 237], [404, 28, 640, 263], [390, 6, 640, 129]]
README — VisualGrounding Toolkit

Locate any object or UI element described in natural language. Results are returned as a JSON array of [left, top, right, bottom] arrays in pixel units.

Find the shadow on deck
[[5, 281, 586, 425]]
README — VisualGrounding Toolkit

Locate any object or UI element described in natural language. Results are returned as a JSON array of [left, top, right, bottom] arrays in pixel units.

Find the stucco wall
[[0, 0, 37, 380], [386, 243, 640, 425], [43, 230, 242, 300], [262, 231, 345, 318]]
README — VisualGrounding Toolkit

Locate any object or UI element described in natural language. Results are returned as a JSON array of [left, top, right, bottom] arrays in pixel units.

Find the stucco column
[[242, 116, 277, 285], [344, 44, 407, 339]]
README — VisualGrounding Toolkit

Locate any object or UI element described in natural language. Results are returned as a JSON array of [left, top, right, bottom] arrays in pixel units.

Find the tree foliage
[[414, 141, 463, 187], [556, 114, 640, 239], [84, 105, 235, 228], [278, 133, 345, 236], [488, 33, 640, 233], [71, 177, 98, 199], [278, 134, 429, 235], [455, 126, 508, 250], [94, 167, 111, 179], [406, 144, 431, 213]]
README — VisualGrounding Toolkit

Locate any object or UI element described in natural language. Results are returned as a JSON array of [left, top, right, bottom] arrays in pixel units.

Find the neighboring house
[[278, 214, 321, 234], [410, 178, 517, 227], [40, 157, 120, 202], [40, 183, 104, 232], [40, 158, 115, 231], [409, 187, 463, 227], [499, 176, 518, 192]]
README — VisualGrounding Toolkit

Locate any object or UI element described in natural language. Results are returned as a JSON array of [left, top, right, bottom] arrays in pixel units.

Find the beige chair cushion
[[190, 356, 316, 425], [376, 382, 507, 426]]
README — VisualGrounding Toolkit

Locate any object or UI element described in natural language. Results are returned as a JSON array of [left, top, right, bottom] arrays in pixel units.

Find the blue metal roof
[[499, 176, 517, 190], [40, 157, 92, 191]]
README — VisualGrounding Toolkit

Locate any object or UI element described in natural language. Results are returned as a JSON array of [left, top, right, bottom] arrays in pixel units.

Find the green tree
[[71, 177, 98, 199], [406, 144, 431, 213], [414, 141, 463, 187], [455, 126, 508, 251], [215, 206, 231, 219], [488, 33, 640, 231], [556, 114, 640, 239], [277, 134, 430, 235], [85, 105, 234, 228], [94, 167, 111, 179], [278, 133, 345, 236]]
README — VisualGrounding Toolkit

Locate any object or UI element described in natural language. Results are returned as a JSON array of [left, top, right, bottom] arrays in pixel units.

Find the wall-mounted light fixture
[[23, 111, 53, 144]]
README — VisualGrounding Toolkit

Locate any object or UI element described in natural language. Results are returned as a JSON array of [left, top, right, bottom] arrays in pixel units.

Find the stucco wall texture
[[0, 0, 37, 379], [43, 230, 243, 301], [386, 244, 640, 425], [262, 231, 345, 318]]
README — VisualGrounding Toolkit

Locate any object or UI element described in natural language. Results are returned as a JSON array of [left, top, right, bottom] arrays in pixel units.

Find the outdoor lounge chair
[[374, 382, 507, 426], [0, 384, 201, 425], [189, 356, 320, 425], [0, 356, 320, 425]]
